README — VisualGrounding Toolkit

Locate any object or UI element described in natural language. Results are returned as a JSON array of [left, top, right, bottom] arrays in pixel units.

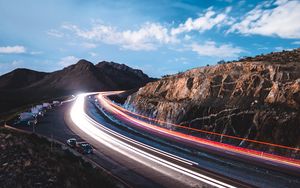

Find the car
[[76, 142, 93, 154], [27, 119, 37, 126], [66, 138, 77, 148]]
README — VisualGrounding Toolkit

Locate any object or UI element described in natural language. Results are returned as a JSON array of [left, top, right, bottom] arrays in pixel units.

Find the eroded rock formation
[[126, 49, 300, 154]]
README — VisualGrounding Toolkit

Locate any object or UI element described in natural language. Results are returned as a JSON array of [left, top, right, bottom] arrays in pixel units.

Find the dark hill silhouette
[[0, 68, 48, 89], [0, 59, 154, 117]]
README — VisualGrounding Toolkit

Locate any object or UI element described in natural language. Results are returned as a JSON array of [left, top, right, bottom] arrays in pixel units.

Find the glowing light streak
[[108, 96, 300, 152], [97, 92, 300, 169], [70, 93, 236, 188]]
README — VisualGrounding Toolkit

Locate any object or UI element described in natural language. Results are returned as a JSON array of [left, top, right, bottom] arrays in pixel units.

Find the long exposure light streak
[[97, 92, 300, 169], [70, 93, 235, 188], [108, 95, 300, 152]]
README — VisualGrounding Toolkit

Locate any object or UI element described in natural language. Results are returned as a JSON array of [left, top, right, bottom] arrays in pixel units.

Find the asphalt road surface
[[10, 93, 300, 188], [10, 102, 163, 188]]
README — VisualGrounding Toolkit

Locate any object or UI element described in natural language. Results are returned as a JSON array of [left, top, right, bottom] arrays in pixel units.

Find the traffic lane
[[95, 93, 300, 188], [100, 93, 300, 173], [11, 102, 164, 188], [10, 103, 79, 142], [65, 106, 204, 188], [67, 124, 168, 188], [87, 98, 253, 188], [85, 113, 245, 188]]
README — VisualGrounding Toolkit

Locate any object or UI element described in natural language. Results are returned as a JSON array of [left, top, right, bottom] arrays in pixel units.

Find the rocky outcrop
[[126, 50, 300, 154]]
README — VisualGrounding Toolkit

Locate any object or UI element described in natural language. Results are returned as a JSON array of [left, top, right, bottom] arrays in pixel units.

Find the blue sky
[[1, 0, 300, 77]]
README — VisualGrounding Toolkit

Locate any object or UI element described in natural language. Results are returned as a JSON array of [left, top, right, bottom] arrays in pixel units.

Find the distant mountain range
[[0, 59, 154, 117]]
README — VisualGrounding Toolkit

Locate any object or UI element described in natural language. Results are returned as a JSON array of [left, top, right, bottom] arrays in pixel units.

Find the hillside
[[0, 59, 154, 117], [125, 49, 300, 155], [0, 69, 48, 89], [0, 128, 117, 188]]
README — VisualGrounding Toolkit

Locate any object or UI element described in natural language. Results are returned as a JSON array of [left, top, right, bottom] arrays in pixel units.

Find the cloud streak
[[189, 41, 244, 58], [58, 56, 79, 67], [228, 0, 300, 39], [0, 45, 26, 54], [47, 29, 64, 38], [171, 7, 233, 35], [52, 7, 242, 55], [62, 22, 178, 51], [46, 1, 300, 61]]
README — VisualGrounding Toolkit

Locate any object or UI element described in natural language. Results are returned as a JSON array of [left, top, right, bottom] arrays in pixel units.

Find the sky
[[0, 0, 300, 77]]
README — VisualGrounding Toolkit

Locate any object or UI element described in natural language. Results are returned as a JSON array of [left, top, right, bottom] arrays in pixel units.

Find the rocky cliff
[[126, 49, 300, 154]]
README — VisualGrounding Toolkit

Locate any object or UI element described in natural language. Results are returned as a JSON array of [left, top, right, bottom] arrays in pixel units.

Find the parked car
[[66, 138, 77, 148], [27, 119, 38, 126], [76, 142, 93, 154], [52, 101, 60, 106]]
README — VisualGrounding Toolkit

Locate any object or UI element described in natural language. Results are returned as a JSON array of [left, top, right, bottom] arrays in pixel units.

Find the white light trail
[[70, 93, 236, 188]]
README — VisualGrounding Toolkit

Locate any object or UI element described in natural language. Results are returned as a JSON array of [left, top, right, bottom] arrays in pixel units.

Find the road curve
[[69, 93, 246, 188], [96, 91, 300, 174]]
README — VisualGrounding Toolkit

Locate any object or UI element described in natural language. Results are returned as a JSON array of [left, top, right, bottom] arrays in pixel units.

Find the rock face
[[126, 49, 300, 153], [0, 59, 154, 116]]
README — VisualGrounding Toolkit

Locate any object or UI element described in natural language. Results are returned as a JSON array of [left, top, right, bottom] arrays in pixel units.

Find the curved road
[[69, 93, 245, 188], [68, 92, 300, 187], [10, 91, 300, 187]]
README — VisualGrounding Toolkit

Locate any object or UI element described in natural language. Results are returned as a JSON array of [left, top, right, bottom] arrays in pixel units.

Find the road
[[10, 92, 300, 188], [96, 92, 300, 171], [9, 99, 163, 188]]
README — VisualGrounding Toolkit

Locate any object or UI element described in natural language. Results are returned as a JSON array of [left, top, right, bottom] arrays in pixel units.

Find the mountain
[[0, 68, 48, 89], [125, 48, 300, 154], [0, 59, 154, 117], [95, 61, 153, 89]]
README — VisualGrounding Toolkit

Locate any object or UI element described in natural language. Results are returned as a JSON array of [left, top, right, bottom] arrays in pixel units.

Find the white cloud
[[11, 60, 23, 67], [121, 23, 177, 50], [275, 46, 283, 51], [184, 34, 191, 40], [30, 51, 43, 55], [228, 0, 300, 39], [58, 56, 79, 67], [258, 47, 268, 50], [81, 42, 97, 49], [171, 7, 233, 35], [62, 22, 178, 51], [89, 52, 97, 57], [292, 41, 300, 45], [189, 41, 244, 58], [56, 8, 236, 52], [173, 57, 189, 65], [219, 0, 233, 3], [274, 46, 293, 52], [47, 29, 64, 38], [0, 60, 24, 75], [0, 45, 26, 54]]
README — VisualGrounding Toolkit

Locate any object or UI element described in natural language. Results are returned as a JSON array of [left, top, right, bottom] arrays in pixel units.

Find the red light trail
[[97, 92, 300, 169], [109, 99, 299, 152]]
